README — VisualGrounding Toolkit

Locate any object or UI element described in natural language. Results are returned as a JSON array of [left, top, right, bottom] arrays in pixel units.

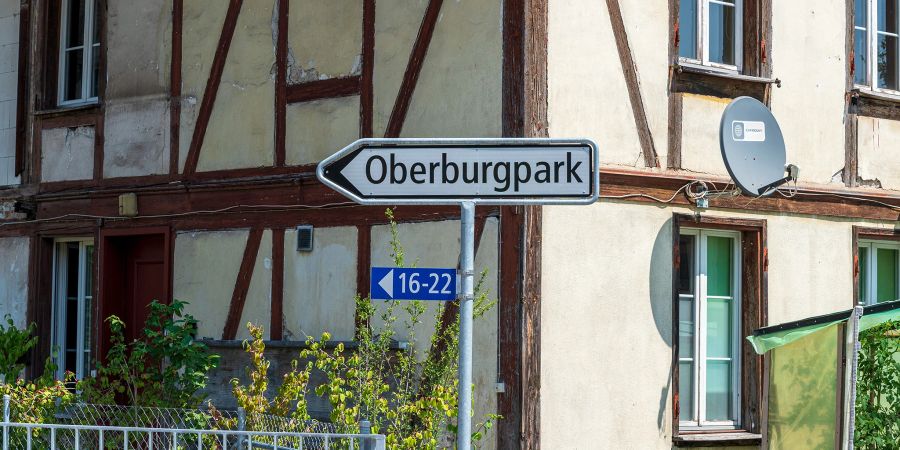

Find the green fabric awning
[[747, 300, 900, 355]]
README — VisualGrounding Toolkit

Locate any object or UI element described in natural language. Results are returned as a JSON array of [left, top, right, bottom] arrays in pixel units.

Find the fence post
[[3, 394, 9, 450], [237, 407, 246, 450], [359, 419, 372, 450]]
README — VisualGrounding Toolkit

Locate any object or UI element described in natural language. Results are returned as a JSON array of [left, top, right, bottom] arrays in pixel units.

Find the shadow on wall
[[649, 217, 675, 434]]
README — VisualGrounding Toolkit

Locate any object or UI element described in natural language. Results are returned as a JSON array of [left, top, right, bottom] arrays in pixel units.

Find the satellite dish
[[719, 96, 794, 197]]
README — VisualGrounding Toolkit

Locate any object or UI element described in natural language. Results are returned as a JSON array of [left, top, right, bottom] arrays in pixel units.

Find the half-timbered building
[[0, 0, 899, 448]]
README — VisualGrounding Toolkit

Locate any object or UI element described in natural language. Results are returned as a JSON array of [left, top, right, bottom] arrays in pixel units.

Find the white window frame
[[859, 239, 900, 305], [679, 0, 744, 73], [57, 0, 100, 106], [50, 238, 95, 382], [855, 0, 900, 94], [679, 228, 742, 430]]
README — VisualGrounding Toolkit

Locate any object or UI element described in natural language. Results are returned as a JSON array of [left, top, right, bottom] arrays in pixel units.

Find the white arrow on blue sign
[[370, 267, 458, 301]]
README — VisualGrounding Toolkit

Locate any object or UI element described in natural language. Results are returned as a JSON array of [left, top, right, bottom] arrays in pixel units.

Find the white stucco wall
[[0, 237, 28, 329], [40, 126, 95, 182], [539, 200, 878, 449], [857, 116, 900, 191], [0, 0, 19, 186]]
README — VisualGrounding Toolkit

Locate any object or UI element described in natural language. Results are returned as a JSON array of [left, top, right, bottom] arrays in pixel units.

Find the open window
[[51, 238, 95, 382], [672, 214, 766, 446]]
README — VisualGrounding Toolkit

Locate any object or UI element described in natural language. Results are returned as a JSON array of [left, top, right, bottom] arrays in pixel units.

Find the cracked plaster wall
[[41, 126, 94, 182], [857, 116, 900, 191], [0, 237, 29, 329]]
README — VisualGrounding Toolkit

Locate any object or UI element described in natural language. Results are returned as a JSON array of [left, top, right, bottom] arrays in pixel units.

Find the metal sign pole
[[457, 201, 475, 450]]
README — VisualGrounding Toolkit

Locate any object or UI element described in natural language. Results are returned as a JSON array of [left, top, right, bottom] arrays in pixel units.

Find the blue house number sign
[[370, 267, 458, 301]]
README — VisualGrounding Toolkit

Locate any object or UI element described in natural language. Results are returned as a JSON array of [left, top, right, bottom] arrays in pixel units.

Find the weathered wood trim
[[285, 76, 360, 104], [14, 0, 31, 177], [274, 0, 287, 167], [606, 0, 658, 168], [360, 0, 375, 138], [222, 227, 263, 340], [170, 0, 182, 175], [94, 0, 107, 181], [670, 65, 772, 102], [672, 214, 767, 441], [759, 0, 772, 78], [271, 227, 284, 340], [384, 0, 443, 138], [355, 223, 371, 337], [667, 91, 682, 169], [844, 112, 858, 187], [182, 0, 243, 175]]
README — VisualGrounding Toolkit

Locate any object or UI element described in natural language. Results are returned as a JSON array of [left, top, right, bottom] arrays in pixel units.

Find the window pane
[[90, 45, 100, 98], [679, 361, 695, 421], [856, 29, 869, 85], [709, 2, 736, 65], [679, 0, 698, 59], [66, 0, 86, 48], [707, 298, 733, 358], [679, 235, 695, 294], [859, 246, 869, 303], [876, 248, 899, 302], [64, 49, 84, 101], [706, 360, 733, 421], [879, 0, 898, 33], [680, 299, 694, 358], [877, 34, 899, 89], [857, 0, 868, 28], [707, 236, 733, 296]]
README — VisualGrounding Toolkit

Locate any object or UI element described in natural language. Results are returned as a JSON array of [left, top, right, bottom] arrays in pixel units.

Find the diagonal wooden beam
[[384, 0, 443, 138], [606, 0, 659, 168], [223, 227, 264, 339], [183, 0, 243, 175]]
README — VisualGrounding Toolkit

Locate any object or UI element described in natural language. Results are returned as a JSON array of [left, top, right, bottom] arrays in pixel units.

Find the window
[[859, 240, 900, 305], [679, 0, 744, 71], [854, 0, 900, 91], [51, 239, 95, 381], [678, 229, 741, 429], [58, 0, 100, 106]]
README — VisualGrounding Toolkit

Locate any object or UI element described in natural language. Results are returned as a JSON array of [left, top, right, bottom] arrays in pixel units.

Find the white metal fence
[[1, 396, 385, 450]]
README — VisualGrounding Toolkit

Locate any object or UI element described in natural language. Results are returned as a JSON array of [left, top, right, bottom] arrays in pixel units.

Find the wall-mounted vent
[[296, 225, 314, 252]]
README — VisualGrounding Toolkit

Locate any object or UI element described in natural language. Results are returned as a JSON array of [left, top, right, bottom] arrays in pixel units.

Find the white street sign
[[316, 138, 599, 205]]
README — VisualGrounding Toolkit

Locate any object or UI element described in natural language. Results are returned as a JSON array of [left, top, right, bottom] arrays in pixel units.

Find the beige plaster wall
[[197, 0, 275, 171], [857, 116, 900, 191], [400, 0, 502, 139], [286, 96, 359, 165], [239, 229, 273, 340], [0, 236, 28, 329], [287, 0, 362, 82], [105, 0, 171, 99], [175, 229, 248, 339], [547, 0, 644, 167], [769, 0, 847, 186], [104, 96, 170, 177], [282, 226, 358, 341], [539, 200, 873, 448], [0, 0, 19, 186], [40, 126, 94, 182], [680, 94, 729, 175], [371, 219, 500, 449]]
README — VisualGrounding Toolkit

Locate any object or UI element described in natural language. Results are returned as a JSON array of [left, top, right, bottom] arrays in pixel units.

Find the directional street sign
[[370, 267, 457, 301], [317, 138, 599, 205]]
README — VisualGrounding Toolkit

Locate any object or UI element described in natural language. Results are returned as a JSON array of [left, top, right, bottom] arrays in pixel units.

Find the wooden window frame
[[852, 226, 900, 306], [672, 214, 767, 447], [670, 0, 775, 102], [49, 238, 95, 381], [847, 0, 900, 120], [678, 0, 745, 73], [57, 0, 101, 107]]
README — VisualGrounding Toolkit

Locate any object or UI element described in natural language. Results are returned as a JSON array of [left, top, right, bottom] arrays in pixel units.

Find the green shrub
[[855, 319, 900, 449], [78, 299, 219, 408], [0, 315, 37, 383]]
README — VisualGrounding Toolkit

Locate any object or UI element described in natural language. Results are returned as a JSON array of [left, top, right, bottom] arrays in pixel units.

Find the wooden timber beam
[[223, 227, 264, 340], [285, 76, 361, 104]]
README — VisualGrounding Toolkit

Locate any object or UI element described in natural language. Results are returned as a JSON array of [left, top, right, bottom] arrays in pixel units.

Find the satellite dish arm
[[756, 164, 799, 196]]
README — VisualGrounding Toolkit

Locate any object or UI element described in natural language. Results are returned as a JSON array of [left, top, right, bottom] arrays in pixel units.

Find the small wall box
[[296, 225, 314, 251]]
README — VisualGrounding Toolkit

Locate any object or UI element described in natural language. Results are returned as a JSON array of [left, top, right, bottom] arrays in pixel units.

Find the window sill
[[849, 88, 900, 121], [674, 431, 762, 447], [670, 63, 780, 102], [34, 103, 101, 119]]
